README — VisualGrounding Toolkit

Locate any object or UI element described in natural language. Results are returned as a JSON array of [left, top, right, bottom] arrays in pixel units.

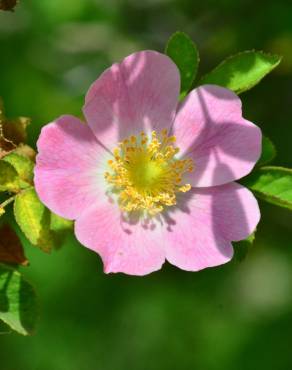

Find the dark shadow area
[[233, 312, 292, 370], [19, 276, 38, 334], [0, 268, 12, 313]]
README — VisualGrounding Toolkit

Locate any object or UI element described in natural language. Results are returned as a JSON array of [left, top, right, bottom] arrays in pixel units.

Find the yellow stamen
[[105, 130, 194, 215]]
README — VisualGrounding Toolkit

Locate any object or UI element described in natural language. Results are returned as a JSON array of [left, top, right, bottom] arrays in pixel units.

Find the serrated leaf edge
[[199, 50, 282, 94], [247, 166, 292, 210], [0, 263, 38, 336]]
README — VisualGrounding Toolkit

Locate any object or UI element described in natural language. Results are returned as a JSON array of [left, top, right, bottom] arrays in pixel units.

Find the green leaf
[[0, 319, 11, 334], [233, 232, 255, 262], [0, 263, 38, 335], [0, 160, 18, 192], [50, 212, 73, 250], [50, 212, 73, 233], [166, 31, 199, 97], [257, 136, 276, 167], [14, 188, 73, 252], [242, 166, 292, 210], [200, 51, 282, 94], [2, 152, 34, 188], [14, 188, 54, 252], [0, 152, 33, 193]]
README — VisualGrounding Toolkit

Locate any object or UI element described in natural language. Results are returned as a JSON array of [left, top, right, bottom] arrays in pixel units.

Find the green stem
[[0, 195, 16, 209]]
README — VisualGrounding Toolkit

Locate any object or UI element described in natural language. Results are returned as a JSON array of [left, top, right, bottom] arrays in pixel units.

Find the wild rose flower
[[34, 51, 261, 275]]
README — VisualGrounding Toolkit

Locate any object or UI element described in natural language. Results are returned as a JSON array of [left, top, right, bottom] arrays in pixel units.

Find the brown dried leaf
[[0, 0, 18, 11], [0, 224, 28, 266], [0, 98, 31, 159], [14, 144, 36, 161]]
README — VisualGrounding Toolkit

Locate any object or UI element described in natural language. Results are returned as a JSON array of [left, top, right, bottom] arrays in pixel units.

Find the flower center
[[104, 129, 194, 215]]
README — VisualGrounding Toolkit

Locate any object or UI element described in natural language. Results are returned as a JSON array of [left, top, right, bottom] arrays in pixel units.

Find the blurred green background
[[1, 0, 292, 369]]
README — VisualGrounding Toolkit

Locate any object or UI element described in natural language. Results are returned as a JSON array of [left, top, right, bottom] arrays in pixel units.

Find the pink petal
[[75, 202, 165, 276], [35, 115, 110, 220], [83, 51, 180, 149], [164, 183, 260, 271], [173, 85, 262, 187]]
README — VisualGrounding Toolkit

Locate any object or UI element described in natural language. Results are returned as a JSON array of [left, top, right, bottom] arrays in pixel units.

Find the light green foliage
[[0, 152, 34, 193], [166, 31, 199, 97], [0, 263, 38, 335], [2, 152, 34, 188], [257, 136, 276, 167], [200, 51, 282, 94], [242, 166, 292, 210], [14, 188, 73, 252], [0, 160, 18, 192], [50, 212, 73, 232], [14, 188, 54, 252]]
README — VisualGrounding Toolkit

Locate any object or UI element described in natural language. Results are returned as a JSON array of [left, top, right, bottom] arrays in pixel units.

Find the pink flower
[[34, 51, 261, 275]]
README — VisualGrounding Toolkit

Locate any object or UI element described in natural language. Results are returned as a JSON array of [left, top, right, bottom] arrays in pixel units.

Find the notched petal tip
[[82, 50, 181, 148], [174, 84, 262, 187]]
